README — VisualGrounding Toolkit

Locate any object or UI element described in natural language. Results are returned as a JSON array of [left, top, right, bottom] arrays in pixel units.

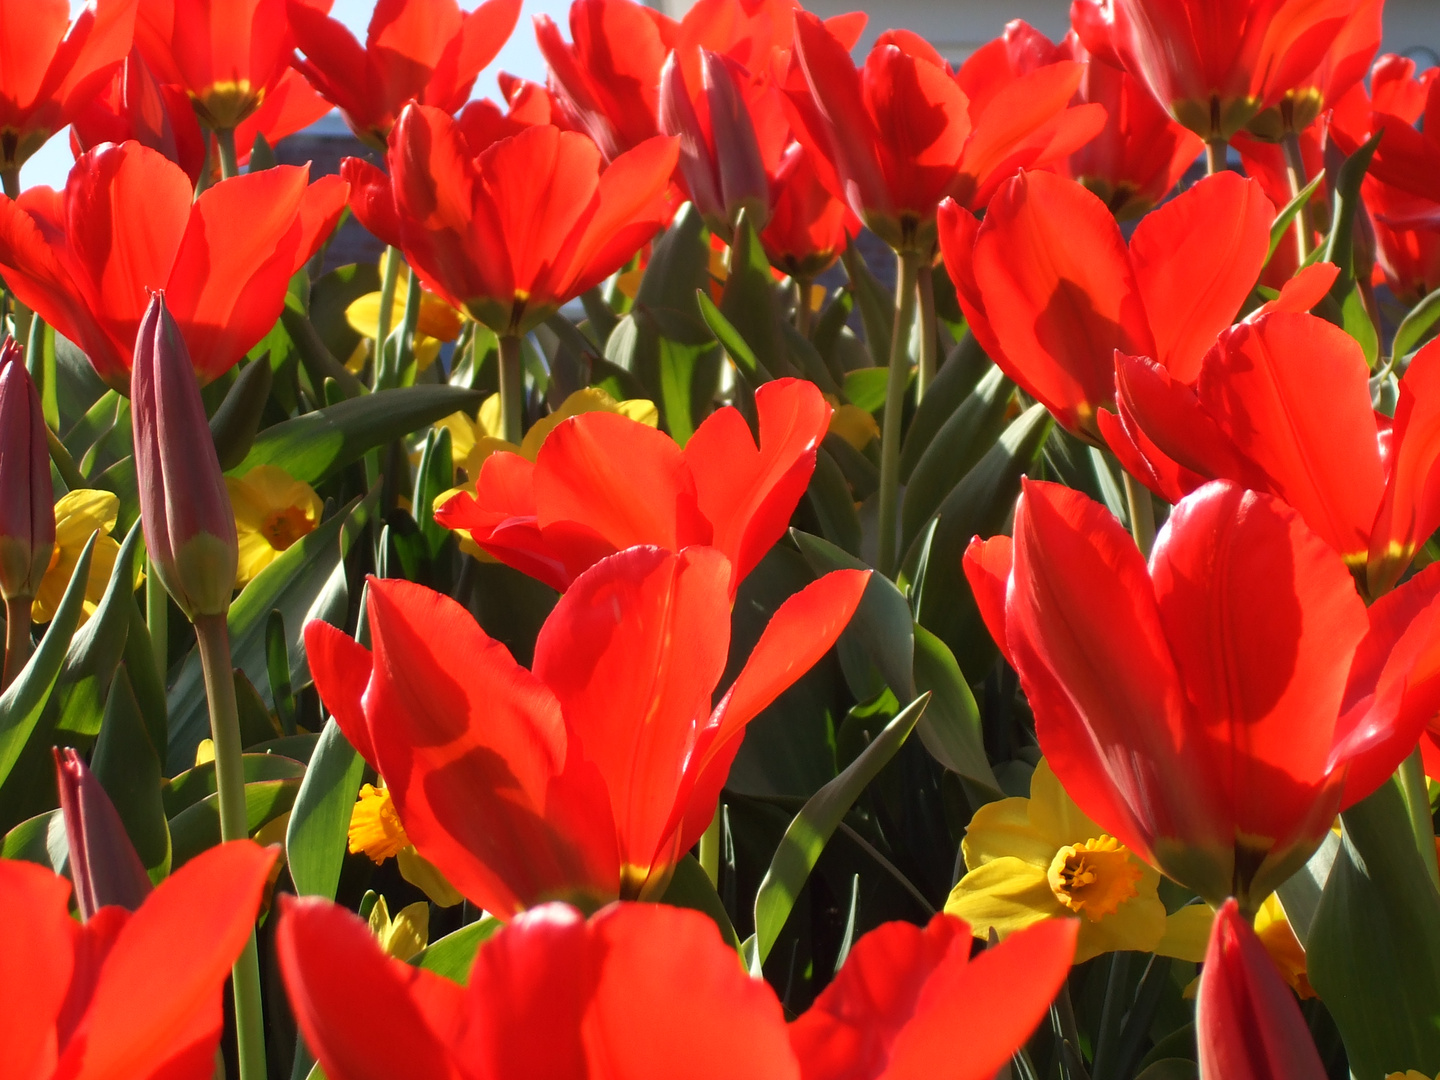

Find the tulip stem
[[1281, 131, 1311, 264], [699, 806, 721, 887], [145, 555, 167, 687], [1397, 747, 1440, 893], [794, 278, 812, 337], [375, 247, 401, 381], [0, 168, 16, 199], [498, 333, 524, 445], [915, 262, 938, 402], [3, 595, 32, 690], [194, 612, 267, 1080], [2, 167, 34, 344], [877, 249, 920, 577], [215, 128, 240, 181], [1121, 472, 1155, 557], [1205, 140, 1227, 176]]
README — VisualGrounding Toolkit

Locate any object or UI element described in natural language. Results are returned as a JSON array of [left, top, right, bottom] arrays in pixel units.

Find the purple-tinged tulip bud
[[131, 292, 237, 620], [0, 337, 55, 604], [55, 748, 153, 919], [1197, 899, 1327, 1080]]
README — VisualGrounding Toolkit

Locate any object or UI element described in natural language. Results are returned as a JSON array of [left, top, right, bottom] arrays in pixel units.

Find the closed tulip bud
[[131, 293, 238, 620], [0, 338, 55, 605], [55, 748, 152, 919]]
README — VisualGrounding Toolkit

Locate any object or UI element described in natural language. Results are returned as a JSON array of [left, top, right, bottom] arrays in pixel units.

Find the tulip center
[[1047, 836, 1142, 922], [261, 506, 314, 552], [348, 783, 410, 864]]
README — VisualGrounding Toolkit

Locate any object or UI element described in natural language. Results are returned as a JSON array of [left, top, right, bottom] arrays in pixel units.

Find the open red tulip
[[305, 546, 867, 915], [289, 0, 521, 149], [342, 103, 675, 336], [69, 49, 208, 182], [0, 0, 137, 175], [965, 479, 1440, 911], [1197, 899, 1327, 1079], [435, 378, 830, 597], [938, 169, 1273, 439], [0, 840, 276, 1080], [0, 139, 346, 388], [1071, 0, 1355, 143], [787, 10, 1103, 253], [1115, 314, 1440, 597]]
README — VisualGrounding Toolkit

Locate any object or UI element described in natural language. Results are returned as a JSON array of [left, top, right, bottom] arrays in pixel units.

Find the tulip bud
[[55, 748, 153, 919], [131, 293, 238, 620], [0, 338, 55, 604], [1197, 899, 1327, 1080]]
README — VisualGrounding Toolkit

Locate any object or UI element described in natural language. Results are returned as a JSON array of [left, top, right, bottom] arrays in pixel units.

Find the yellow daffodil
[[825, 396, 879, 450], [32, 490, 123, 624], [945, 759, 1207, 964], [368, 895, 430, 961], [346, 254, 465, 373], [348, 781, 463, 907], [1167, 893, 1313, 1000], [226, 466, 323, 587]]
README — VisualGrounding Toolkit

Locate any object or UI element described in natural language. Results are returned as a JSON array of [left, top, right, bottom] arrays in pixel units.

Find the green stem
[[1398, 746, 1440, 893], [1205, 140, 1227, 176], [794, 278, 812, 337], [146, 553, 168, 689], [698, 806, 721, 887], [1091, 950, 1134, 1080], [498, 333, 524, 445], [0, 168, 17, 199], [877, 250, 920, 576], [215, 128, 240, 181], [1121, 472, 1155, 557], [1281, 131, 1311, 265], [3, 167, 33, 344], [195, 613, 267, 1080], [374, 247, 401, 384], [915, 262, 938, 402], [3, 594, 32, 690]]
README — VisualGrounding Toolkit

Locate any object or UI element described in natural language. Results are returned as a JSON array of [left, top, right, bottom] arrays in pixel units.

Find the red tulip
[[0, 0, 137, 176], [1245, 0, 1382, 139], [1197, 899, 1327, 1079], [0, 140, 346, 388], [965, 479, 1440, 911], [791, 914, 1078, 1080], [787, 10, 1104, 253], [937, 169, 1273, 439], [760, 139, 858, 278], [1116, 314, 1440, 597], [69, 49, 207, 182], [0, 340, 54, 608], [342, 104, 675, 336], [55, 748, 153, 918], [304, 547, 867, 915], [289, 0, 521, 149], [228, 66, 332, 163], [0, 840, 276, 1080], [1070, 0, 1355, 144], [435, 378, 831, 596]]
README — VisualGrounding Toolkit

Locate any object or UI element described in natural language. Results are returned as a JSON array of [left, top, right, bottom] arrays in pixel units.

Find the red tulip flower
[[342, 103, 676, 336], [1, 840, 277, 1080], [0, 0, 137, 177], [788, 10, 1104, 253], [965, 479, 1440, 911], [289, 0, 521, 150], [279, 896, 1075, 1080], [70, 49, 208, 182], [1115, 315, 1440, 597], [0, 140, 346, 389], [1071, 0, 1355, 145], [1197, 900, 1327, 1079], [938, 169, 1273, 439], [435, 378, 830, 596], [760, 139, 858, 278], [305, 547, 867, 914]]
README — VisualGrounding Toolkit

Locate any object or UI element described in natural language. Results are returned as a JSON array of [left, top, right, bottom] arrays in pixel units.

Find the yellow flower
[[945, 759, 1205, 964], [226, 466, 323, 587], [1167, 893, 1313, 1000], [826, 399, 879, 450], [346, 254, 464, 373], [32, 490, 123, 624], [348, 782, 464, 908], [368, 895, 430, 961], [1386, 1073, 1439, 1079]]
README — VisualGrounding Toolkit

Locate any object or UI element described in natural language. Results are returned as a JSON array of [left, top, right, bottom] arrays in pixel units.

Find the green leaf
[[899, 334, 992, 482], [1340, 286, 1380, 368], [635, 203, 711, 317], [0, 533, 96, 788], [659, 852, 740, 951], [1, 808, 66, 871], [804, 447, 863, 557], [842, 367, 888, 413], [411, 425, 454, 555], [842, 246, 893, 360], [719, 210, 790, 379], [285, 719, 365, 899], [1323, 131, 1381, 291], [697, 289, 771, 384], [748, 693, 929, 971], [162, 753, 308, 818], [1134, 1061, 1199, 1080], [267, 610, 296, 735], [233, 386, 484, 487], [1265, 171, 1325, 263], [210, 357, 274, 471], [1275, 831, 1339, 946], [167, 777, 302, 867], [413, 918, 503, 983], [911, 624, 999, 792], [91, 668, 171, 881], [1393, 285, 1440, 362], [1308, 778, 1440, 1077]]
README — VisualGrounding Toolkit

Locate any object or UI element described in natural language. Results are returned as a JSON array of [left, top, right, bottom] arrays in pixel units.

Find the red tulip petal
[[1369, 339, 1440, 594], [62, 841, 277, 1080], [1130, 173, 1273, 382], [1197, 900, 1327, 1080], [532, 546, 732, 892], [277, 895, 464, 1080], [962, 534, 1013, 666], [427, 0, 523, 113], [363, 576, 618, 914], [294, 174, 350, 270], [936, 197, 1007, 368], [304, 620, 377, 767], [289, 1, 372, 127], [1097, 405, 1195, 505], [49, 0, 140, 127], [233, 67, 332, 163], [0, 860, 75, 1080], [340, 156, 404, 250], [1250, 262, 1340, 320], [970, 170, 1152, 437], [684, 378, 830, 590]]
